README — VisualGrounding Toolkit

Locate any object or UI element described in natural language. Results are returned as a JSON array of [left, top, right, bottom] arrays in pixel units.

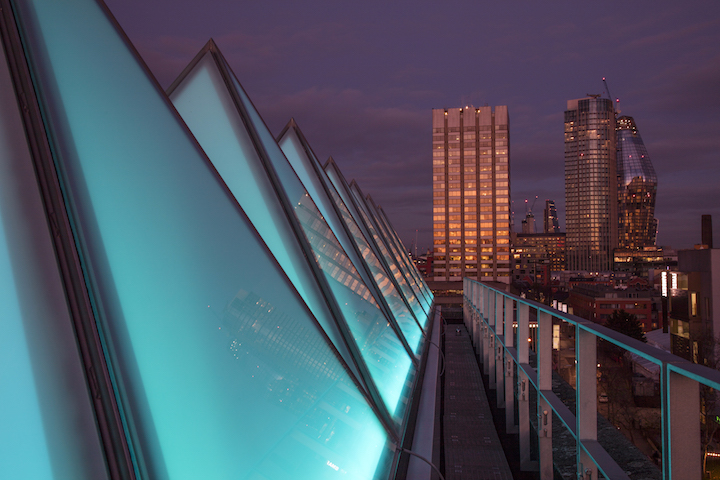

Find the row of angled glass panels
[[0, 0, 432, 479]]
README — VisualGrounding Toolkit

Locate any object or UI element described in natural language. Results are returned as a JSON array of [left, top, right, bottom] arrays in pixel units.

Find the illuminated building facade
[[564, 97, 617, 272], [0, 3, 433, 479], [432, 106, 511, 283], [544, 199, 560, 233], [665, 247, 720, 363], [568, 284, 658, 331], [616, 115, 658, 249], [512, 232, 566, 282]]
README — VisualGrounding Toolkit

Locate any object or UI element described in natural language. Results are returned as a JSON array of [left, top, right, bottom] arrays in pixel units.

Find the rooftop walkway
[[442, 323, 514, 480]]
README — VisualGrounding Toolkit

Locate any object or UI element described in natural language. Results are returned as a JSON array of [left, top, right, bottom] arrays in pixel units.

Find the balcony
[[462, 278, 720, 479]]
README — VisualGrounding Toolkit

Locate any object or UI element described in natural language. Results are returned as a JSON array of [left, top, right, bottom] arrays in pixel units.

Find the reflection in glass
[[325, 160, 428, 323], [168, 49, 362, 385], [616, 116, 658, 249], [278, 123, 425, 352], [169, 43, 415, 423], [352, 183, 430, 314]]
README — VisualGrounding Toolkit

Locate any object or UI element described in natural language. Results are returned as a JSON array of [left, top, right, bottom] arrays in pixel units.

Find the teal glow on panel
[[352, 184, 431, 314], [10, 0, 393, 478], [0, 199, 52, 480], [278, 125, 424, 353], [169, 44, 416, 423], [0, 31, 108, 480], [168, 48, 364, 387], [326, 160, 428, 323], [367, 197, 433, 313], [229, 71, 415, 423]]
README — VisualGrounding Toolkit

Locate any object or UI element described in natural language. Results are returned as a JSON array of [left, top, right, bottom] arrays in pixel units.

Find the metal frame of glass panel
[[277, 120, 426, 349], [350, 181, 431, 314], [368, 197, 433, 306], [0, 1, 411, 478], [0, 1, 442, 478], [0, 1, 135, 477], [375, 204, 433, 299], [166, 43, 371, 397], [167, 41, 416, 429], [323, 158, 428, 322]]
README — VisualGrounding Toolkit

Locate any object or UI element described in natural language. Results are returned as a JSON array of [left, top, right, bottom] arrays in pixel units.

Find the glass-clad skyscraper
[[616, 115, 658, 249], [544, 199, 560, 234], [0, 1, 432, 479], [564, 97, 618, 272]]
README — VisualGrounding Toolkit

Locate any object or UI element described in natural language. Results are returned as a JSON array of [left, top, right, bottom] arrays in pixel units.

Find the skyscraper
[[432, 106, 511, 283], [544, 199, 560, 234], [616, 115, 658, 249], [564, 97, 617, 272]]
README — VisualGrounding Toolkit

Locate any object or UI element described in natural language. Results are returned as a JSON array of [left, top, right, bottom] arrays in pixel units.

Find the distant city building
[[616, 116, 658, 249], [432, 106, 511, 283], [568, 284, 661, 332], [544, 199, 560, 233], [666, 247, 720, 363], [564, 97, 617, 272], [613, 245, 669, 277], [521, 212, 536, 233], [512, 232, 566, 286]]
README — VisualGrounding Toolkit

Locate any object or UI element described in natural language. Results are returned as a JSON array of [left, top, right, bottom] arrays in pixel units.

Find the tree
[[605, 309, 647, 343], [699, 333, 720, 475], [599, 310, 648, 449]]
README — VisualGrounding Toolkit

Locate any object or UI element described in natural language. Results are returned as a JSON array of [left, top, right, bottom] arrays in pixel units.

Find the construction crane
[[602, 77, 620, 117], [525, 195, 538, 215]]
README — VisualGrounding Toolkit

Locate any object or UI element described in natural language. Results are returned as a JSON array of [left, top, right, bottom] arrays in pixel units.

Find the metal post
[[576, 327, 597, 479], [517, 303, 529, 365], [488, 292, 496, 389], [519, 369, 531, 469], [537, 310, 553, 479], [483, 289, 491, 375], [517, 302, 532, 470], [495, 293, 505, 406], [505, 297, 516, 434], [668, 370, 701, 479]]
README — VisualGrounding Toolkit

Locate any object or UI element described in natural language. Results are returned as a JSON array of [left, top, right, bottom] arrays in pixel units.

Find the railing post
[[476, 284, 484, 355], [537, 310, 553, 479], [504, 297, 516, 434], [667, 369, 701, 479], [474, 312, 481, 357], [483, 289, 491, 375], [576, 327, 597, 480], [488, 291, 497, 389], [517, 303, 529, 365], [517, 303, 531, 469], [495, 294, 504, 406], [463, 279, 469, 331]]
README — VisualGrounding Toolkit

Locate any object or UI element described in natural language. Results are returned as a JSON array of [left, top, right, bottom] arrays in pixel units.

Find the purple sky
[[106, 0, 720, 253]]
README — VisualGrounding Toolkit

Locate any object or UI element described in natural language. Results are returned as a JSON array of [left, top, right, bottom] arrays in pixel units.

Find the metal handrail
[[463, 278, 716, 480]]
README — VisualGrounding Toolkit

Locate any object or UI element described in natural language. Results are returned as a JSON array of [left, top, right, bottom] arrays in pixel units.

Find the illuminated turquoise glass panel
[[11, 1, 392, 478], [171, 50, 414, 422], [0, 41, 108, 480], [352, 186, 430, 314], [168, 51, 362, 385], [327, 165, 427, 322], [370, 202, 433, 311], [0, 237, 51, 480], [278, 127, 423, 353], [375, 206, 432, 298]]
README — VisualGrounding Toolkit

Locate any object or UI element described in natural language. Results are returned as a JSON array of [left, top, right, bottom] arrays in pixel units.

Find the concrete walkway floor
[[443, 324, 513, 480]]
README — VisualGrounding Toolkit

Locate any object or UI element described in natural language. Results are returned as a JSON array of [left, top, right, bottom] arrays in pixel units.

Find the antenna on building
[[415, 229, 418, 258]]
